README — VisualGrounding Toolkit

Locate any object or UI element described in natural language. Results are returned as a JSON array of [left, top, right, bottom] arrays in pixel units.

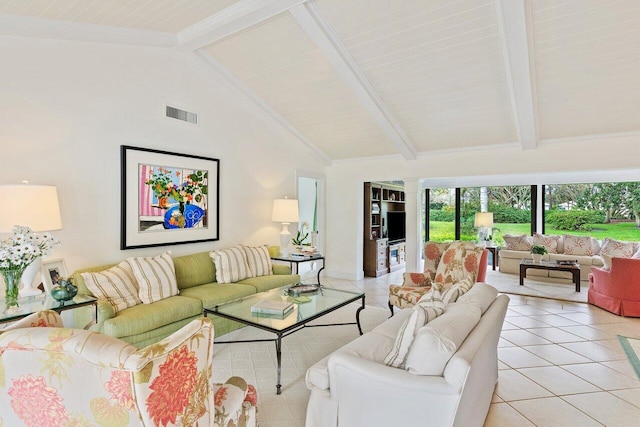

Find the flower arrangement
[[291, 221, 310, 246], [531, 244, 548, 255], [0, 226, 60, 271], [145, 168, 207, 206]]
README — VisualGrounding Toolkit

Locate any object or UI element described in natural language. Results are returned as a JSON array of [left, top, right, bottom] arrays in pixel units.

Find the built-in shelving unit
[[364, 181, 406, 277]]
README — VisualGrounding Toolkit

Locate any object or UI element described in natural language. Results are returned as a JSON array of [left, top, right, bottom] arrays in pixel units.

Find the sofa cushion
[[237, 274, 300, 293], [210, 247, 253, 284], [174, 251, 217, 289], [456, 282, 498, 314], [128, 251, 179, 304], [601, 254, 612, 270], [504, 234, 531, 251], [600, 238, 637, 258], [384, 304, 444, 368], [563, 235, 597, 256], [102, 295, 202, 338], [241, 244, 273, 277], [178, 283, 257, 309], [405, 302, 482, 376], [81, 261, 142, 313], [533, 233, 561, 254], [372, 307, 413, 339]]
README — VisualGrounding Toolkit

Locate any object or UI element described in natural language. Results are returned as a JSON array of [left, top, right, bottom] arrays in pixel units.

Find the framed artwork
[[42, 258, 68, 292], [121, 145, 220, 249]]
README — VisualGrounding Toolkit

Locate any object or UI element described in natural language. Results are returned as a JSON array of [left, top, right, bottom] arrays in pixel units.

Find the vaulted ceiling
[[2, 0, 639, 165]]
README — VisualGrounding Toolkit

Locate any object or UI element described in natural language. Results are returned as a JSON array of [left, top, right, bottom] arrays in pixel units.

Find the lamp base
[[280, 223, 292, 257], [19, 259, 44, 297]]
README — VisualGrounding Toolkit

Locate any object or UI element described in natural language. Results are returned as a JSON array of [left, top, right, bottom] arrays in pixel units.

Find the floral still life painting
[[121, 146, 219, 249]]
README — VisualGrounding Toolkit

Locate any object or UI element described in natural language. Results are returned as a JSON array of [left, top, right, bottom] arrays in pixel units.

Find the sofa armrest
[[272, 264, 292, 275], [327, 352, 459, 401]]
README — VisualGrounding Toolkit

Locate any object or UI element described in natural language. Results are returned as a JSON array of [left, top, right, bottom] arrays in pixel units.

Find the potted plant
[[531, 245, 547, 263]]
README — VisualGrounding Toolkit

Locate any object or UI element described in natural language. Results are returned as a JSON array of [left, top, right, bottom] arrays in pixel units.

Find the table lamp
[[474, 212, 493, 245], [272, 198, 299, 256], [0, 183, 62, 296]]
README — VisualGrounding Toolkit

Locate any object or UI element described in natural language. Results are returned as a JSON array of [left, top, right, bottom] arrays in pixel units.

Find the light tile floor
[[321, 269, 640, 427]]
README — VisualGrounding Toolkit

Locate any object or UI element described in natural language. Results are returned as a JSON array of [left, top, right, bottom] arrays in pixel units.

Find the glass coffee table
[[203, 285, 365, 395]]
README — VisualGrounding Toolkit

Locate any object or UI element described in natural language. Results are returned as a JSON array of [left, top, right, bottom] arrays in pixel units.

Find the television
[[386, 211, 406, 242]]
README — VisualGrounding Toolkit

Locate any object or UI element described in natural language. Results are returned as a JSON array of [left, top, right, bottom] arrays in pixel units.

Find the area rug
[[485, 269, 588, 303], [618, 335, 640, 380], [211, 304, 390, 427]]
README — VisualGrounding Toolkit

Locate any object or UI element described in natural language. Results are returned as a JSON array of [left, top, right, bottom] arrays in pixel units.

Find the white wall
[[0, 35, 326, 273], [325, 137, 640, 279]]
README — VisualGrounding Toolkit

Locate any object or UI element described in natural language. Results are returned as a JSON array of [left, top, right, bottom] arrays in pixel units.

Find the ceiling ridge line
[[193, 49, 332, 167], [0, 13, 177, 47], [177, 0, 308, 52], [496, 0, 539, 151], [290, 1, 417, 161]]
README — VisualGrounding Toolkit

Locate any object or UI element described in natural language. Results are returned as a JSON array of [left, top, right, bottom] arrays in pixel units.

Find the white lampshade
[[272, 198, 300, 223], [474, 212, 493, 228], [0, 184, 62, 232]]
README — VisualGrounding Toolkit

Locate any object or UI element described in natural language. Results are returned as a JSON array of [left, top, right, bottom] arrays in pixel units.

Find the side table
[[1, 294, 98, 329], [271, 254, 325, 285]]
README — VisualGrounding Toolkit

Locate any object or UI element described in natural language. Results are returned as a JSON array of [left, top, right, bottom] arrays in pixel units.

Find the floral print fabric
[[503, 234, 532, 251], [0, 316, 257, 427], [563, 235, 596, 256], [533, 233, 561, 254]]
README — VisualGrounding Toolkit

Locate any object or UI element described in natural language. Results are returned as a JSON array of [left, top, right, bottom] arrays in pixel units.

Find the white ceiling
[[1, 0, 639, 164]]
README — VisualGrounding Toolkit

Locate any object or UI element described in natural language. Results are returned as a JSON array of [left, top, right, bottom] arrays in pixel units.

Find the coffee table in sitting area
[[203, 285, 365, 395], [519, 259, 581, 292]]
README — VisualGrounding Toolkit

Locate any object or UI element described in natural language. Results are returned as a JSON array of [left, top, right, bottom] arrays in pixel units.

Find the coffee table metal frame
[[203, 285, 365, 395], [519, 259, 581, 292]]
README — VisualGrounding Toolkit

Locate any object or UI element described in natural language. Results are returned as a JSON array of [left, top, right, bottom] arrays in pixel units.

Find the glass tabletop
[[206, 286, 363, 332], [0, 294, 97, 323]]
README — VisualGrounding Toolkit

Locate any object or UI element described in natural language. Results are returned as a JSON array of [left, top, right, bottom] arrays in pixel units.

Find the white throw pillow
[[503, 234, 531, 251], [241, 244, 273, 277], [563, 235, 596, 256], [128, 251, 178, 304], [210, 246, 253, 283], [533, 233, 561, 254], [384, 304, 444, 368], [601, 254, 612, 270], [600, 238, 636, 258], [456, 282, 498, 314], [81, 261, 142, 313], [405, 303, 482, 376]]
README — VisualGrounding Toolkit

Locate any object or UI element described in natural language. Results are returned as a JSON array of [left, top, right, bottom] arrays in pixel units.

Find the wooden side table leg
[[574, 270, 580, 292], [520, 266, 526, 286]]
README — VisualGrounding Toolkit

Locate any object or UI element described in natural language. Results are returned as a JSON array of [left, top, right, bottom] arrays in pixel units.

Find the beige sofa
[[305, 283, 509, 427]]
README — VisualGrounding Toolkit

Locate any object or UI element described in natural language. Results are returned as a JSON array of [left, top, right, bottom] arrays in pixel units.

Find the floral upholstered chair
[[0, 309, 64, 331], [0, 316, 257, 427], [388, 241, 488, 315]]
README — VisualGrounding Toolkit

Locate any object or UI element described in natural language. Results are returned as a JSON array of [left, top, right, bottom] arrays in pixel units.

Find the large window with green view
[[426, 185, 532, 246], [544, 182, 640, 241]]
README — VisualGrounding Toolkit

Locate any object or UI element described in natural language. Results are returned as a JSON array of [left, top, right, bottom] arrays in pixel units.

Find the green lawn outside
[[428, 221, 640, 244]]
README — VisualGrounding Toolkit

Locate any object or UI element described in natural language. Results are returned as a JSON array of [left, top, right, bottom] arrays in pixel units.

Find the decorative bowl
[[51, 279, 78, 302]]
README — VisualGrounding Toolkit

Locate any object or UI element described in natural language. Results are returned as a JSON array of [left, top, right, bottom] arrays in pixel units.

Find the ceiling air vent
[[166, 106, 197, 124]]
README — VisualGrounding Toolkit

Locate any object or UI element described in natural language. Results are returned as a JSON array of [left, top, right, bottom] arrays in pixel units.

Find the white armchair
[[0, 313, 257, 427]]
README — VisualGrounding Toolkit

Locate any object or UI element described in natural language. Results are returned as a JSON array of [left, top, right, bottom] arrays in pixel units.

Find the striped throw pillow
[[384, 303, 444, 368], [81, 261, 142, 313], [242, 245, 273, 277], [210, 247, 253, 284], [127, 251, 178, 304]]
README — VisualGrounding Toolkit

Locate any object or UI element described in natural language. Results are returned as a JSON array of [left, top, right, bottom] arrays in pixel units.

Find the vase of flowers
[[0, 226, 60, 313]]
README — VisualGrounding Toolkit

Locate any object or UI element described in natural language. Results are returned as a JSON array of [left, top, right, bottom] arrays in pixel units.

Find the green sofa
[[72, 251, 299, 348]]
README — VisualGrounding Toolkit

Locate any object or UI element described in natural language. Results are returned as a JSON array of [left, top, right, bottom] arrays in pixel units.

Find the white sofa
[[499, 249, 604, 281], [304, 284, 509, 427]]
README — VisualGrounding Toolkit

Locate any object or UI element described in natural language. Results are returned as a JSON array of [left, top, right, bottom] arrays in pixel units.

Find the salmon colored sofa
[[588, 258, 640, 317]]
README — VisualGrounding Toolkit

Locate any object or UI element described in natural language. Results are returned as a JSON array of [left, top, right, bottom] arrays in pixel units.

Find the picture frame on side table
[[121, 145, 220, 249], [41, 258, 68, 292]]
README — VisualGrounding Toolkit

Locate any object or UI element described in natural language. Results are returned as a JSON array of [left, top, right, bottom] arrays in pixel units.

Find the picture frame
[[41, 258, 68, 292], [121, 145, 220, 249]]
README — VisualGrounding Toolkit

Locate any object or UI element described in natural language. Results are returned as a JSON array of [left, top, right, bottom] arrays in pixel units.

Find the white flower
[[0, 226, 60, 271]]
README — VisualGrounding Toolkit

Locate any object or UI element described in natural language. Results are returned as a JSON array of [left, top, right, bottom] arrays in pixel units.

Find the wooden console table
[[519, 259, 581, 292]]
